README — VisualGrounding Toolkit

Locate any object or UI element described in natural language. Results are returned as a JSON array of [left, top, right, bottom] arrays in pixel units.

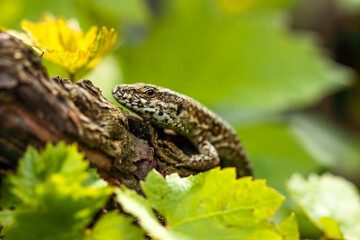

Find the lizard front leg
[[157, 139, 220, 170]]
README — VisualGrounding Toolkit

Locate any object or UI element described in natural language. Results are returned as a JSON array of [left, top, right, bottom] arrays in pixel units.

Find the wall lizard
[[112, 83, 253, 177]]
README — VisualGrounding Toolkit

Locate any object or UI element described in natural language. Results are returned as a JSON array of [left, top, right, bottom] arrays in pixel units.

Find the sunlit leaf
[[116, 187, 177, 240], [117, 168, 293, 240], [0, 142, 90, 207], [319, 217, 343, 239], [276, 213, 299, 240], [86, 210, 145, 240], [288, 173, 360, 240], [0, 142, 115, 240], [3, 174, 112, 240]]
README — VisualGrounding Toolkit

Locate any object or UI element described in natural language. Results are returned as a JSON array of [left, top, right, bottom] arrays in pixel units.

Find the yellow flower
[[5, 16, 117, 81]]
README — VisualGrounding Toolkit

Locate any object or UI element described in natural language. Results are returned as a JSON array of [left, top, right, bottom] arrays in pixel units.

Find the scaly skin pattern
[[112, 83, 252, 177]]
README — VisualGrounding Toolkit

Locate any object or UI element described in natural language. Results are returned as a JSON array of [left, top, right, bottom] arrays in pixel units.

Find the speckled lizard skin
[[112, 83, 253, 177]]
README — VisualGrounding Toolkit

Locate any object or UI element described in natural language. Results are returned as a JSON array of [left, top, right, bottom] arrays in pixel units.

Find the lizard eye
[[145, 89, 155, 97]]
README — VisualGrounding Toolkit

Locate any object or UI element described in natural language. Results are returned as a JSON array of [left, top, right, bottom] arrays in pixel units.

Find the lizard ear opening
[[176, 103, 184, 116]]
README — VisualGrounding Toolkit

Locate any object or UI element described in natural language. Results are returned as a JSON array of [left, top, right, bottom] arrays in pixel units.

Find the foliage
[[288, 173, 360, 240], [121, 0, 351, 111], [217, 0, 293, 13], [0, 0, 360, 238], [0, 144, 301, 240], [0, 143, 143, 240], [117, 0, 360, 216], [116, 168, 298, 240], [0, 143, 359, 240], [236, 119, 320, 195], [4, 15, 117, 81], [85, 210, 145, 240], [336, 0, 360, 14], [276, 213, 299, 240]]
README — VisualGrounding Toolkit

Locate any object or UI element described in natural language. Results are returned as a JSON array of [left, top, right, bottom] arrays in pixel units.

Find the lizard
[[112, 83, 253, 177]]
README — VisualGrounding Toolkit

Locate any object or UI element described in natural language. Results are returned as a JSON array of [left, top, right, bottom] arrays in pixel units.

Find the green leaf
[[1, 142, 89, 207], [121, 0, 351, 111], [289, 113, 360, 168], [319, 217, 343, 239], [0, 142, 115, 240], [142, 168, 284, 225], [86, 210, 145, 240], [276, 213, 299, 240], [288, 173, 360, 240], [236, 121, 320, 194], [83, 168, 109, 188], [0, 209, 14, 231], [116, 187, 179, 240], [0, 178, 21, 209], [4, 174, 112, 240], [117, 168, 292, 239]]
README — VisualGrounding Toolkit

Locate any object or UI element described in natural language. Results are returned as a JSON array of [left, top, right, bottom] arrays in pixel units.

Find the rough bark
[[0, 31, 197, 193]]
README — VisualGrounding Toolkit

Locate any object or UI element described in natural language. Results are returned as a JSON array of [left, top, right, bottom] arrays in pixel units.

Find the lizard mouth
[[112, 86, 126, 104], [112, 85, 171, 124], [112, 85, 122, 95], [112, 85, 143, 109]]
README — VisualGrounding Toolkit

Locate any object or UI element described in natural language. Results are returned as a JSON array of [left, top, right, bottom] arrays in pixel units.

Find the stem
[[68, 72, 76, 82]]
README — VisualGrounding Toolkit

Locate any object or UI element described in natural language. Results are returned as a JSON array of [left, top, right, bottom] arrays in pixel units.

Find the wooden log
[[0, 31, 197, 193]]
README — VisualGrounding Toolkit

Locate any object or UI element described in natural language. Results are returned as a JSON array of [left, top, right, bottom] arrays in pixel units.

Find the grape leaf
[[3, 174, 112, 240], [288, 173, 360, 240], [86, 210, 145, 240], [117, 168, 295, 239], [276, 213, 299, 240], [1, 142, 90, 207], [319, 217, 343, 239], [116, 186, 179, 240], [0, 142, 115, 240]]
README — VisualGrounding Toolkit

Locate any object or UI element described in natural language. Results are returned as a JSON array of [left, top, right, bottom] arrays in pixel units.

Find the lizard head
[[112, 83, 185, 129]]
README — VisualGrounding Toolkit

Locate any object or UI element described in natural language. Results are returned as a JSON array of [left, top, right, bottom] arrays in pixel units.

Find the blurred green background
[[1, 0, 360, 238]]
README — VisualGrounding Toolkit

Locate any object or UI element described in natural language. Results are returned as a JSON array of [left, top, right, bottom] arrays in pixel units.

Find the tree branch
[[0, 31, 196, 193]]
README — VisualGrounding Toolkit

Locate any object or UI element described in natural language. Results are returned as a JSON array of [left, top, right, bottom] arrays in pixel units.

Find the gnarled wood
[[0, 31, 196, 193]]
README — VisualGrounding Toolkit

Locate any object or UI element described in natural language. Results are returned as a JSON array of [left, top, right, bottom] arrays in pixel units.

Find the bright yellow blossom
[[5, 16, 117, 81]]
